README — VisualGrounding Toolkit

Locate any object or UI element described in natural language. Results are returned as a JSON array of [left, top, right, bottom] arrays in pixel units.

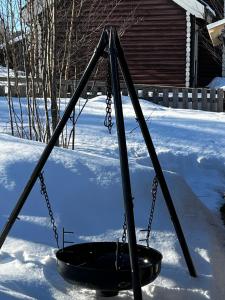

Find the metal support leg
[[115, 30, 197, 277], [0, 30, 108, 249], [109, 28, 143, 299]]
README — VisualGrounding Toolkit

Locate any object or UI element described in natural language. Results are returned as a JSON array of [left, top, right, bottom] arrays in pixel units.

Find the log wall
[[56, 0, 188, 86]]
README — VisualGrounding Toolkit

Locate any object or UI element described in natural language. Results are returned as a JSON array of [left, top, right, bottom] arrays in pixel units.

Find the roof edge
[[172, 0, 205, 19]]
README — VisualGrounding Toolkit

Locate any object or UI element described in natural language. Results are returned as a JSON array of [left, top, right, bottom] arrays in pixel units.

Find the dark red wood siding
[[54, 0, 187, 86], [73, 0, 187, 86]]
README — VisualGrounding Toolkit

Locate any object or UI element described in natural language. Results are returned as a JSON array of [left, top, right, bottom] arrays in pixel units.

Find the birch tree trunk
[[1, 0, 139, 147], [49, 0, 58, 135]]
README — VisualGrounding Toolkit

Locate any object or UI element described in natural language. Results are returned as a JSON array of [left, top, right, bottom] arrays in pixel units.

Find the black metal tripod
[[0, 27, 196, 299]]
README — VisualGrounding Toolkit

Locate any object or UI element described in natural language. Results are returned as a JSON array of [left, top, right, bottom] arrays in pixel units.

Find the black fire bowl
[[56, 242, 162, 297]]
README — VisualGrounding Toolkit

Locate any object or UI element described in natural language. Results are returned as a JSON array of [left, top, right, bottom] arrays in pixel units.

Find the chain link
[[140, 175, 158, 247], [115, 214, 127, 271], [39, 172, 59, 248], [121, 213, 127, 244], [104, 57, 114, 134]]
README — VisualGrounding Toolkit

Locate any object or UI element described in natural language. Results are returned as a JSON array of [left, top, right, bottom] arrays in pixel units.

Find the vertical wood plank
[[201, 88, 207, 111], [197, 89, 201, 110], [163, 88, 169, 107], [192, 88, 198, 110], [135, 87, 139, 97], [182, 88, 188, 109], [177, 88, 182, 108], [150, 88, 155, 102], [172, 88, 178, 108], [217, 89, 224, 112], [153, 88, 159, 104], [210, 89, 216, 112], [158, 87, 163, 106], [91, 86, 98, 98], [142, 88, 149, 100]]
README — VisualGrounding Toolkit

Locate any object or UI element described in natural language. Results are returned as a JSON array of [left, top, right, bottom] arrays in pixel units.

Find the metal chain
[[121, 213, 127, 244], [115, 214, 127, 271], [104, 57, 114, 134], [140, 175, 158, 247], [39, 172, 59, 248]]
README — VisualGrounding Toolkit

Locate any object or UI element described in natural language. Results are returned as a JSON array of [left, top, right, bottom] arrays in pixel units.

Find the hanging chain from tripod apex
[[104, 57, 114, 134], [39, 172, 59, 249], [140, 175, 159, 248]]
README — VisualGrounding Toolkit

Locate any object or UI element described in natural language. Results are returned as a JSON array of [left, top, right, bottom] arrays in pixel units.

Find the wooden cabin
[[25, 0, 222, 88], [55, 0, 220, 88]]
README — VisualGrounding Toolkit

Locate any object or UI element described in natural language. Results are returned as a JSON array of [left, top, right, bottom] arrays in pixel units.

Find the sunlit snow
[[0, 95, 225, 299]]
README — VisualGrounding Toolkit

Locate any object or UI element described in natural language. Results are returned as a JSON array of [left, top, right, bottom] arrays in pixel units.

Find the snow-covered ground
[[0, 95, 225, 299]]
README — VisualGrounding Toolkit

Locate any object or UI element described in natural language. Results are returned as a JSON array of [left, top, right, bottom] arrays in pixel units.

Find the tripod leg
[[115, 31, 197, 277], [109, 28, 143, 299], [0, 30, 108, 249]]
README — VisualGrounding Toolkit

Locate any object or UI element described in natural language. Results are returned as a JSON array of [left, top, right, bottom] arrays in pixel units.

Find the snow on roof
[[207, 18, 225, 30], [172, 0, 205, 19]]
